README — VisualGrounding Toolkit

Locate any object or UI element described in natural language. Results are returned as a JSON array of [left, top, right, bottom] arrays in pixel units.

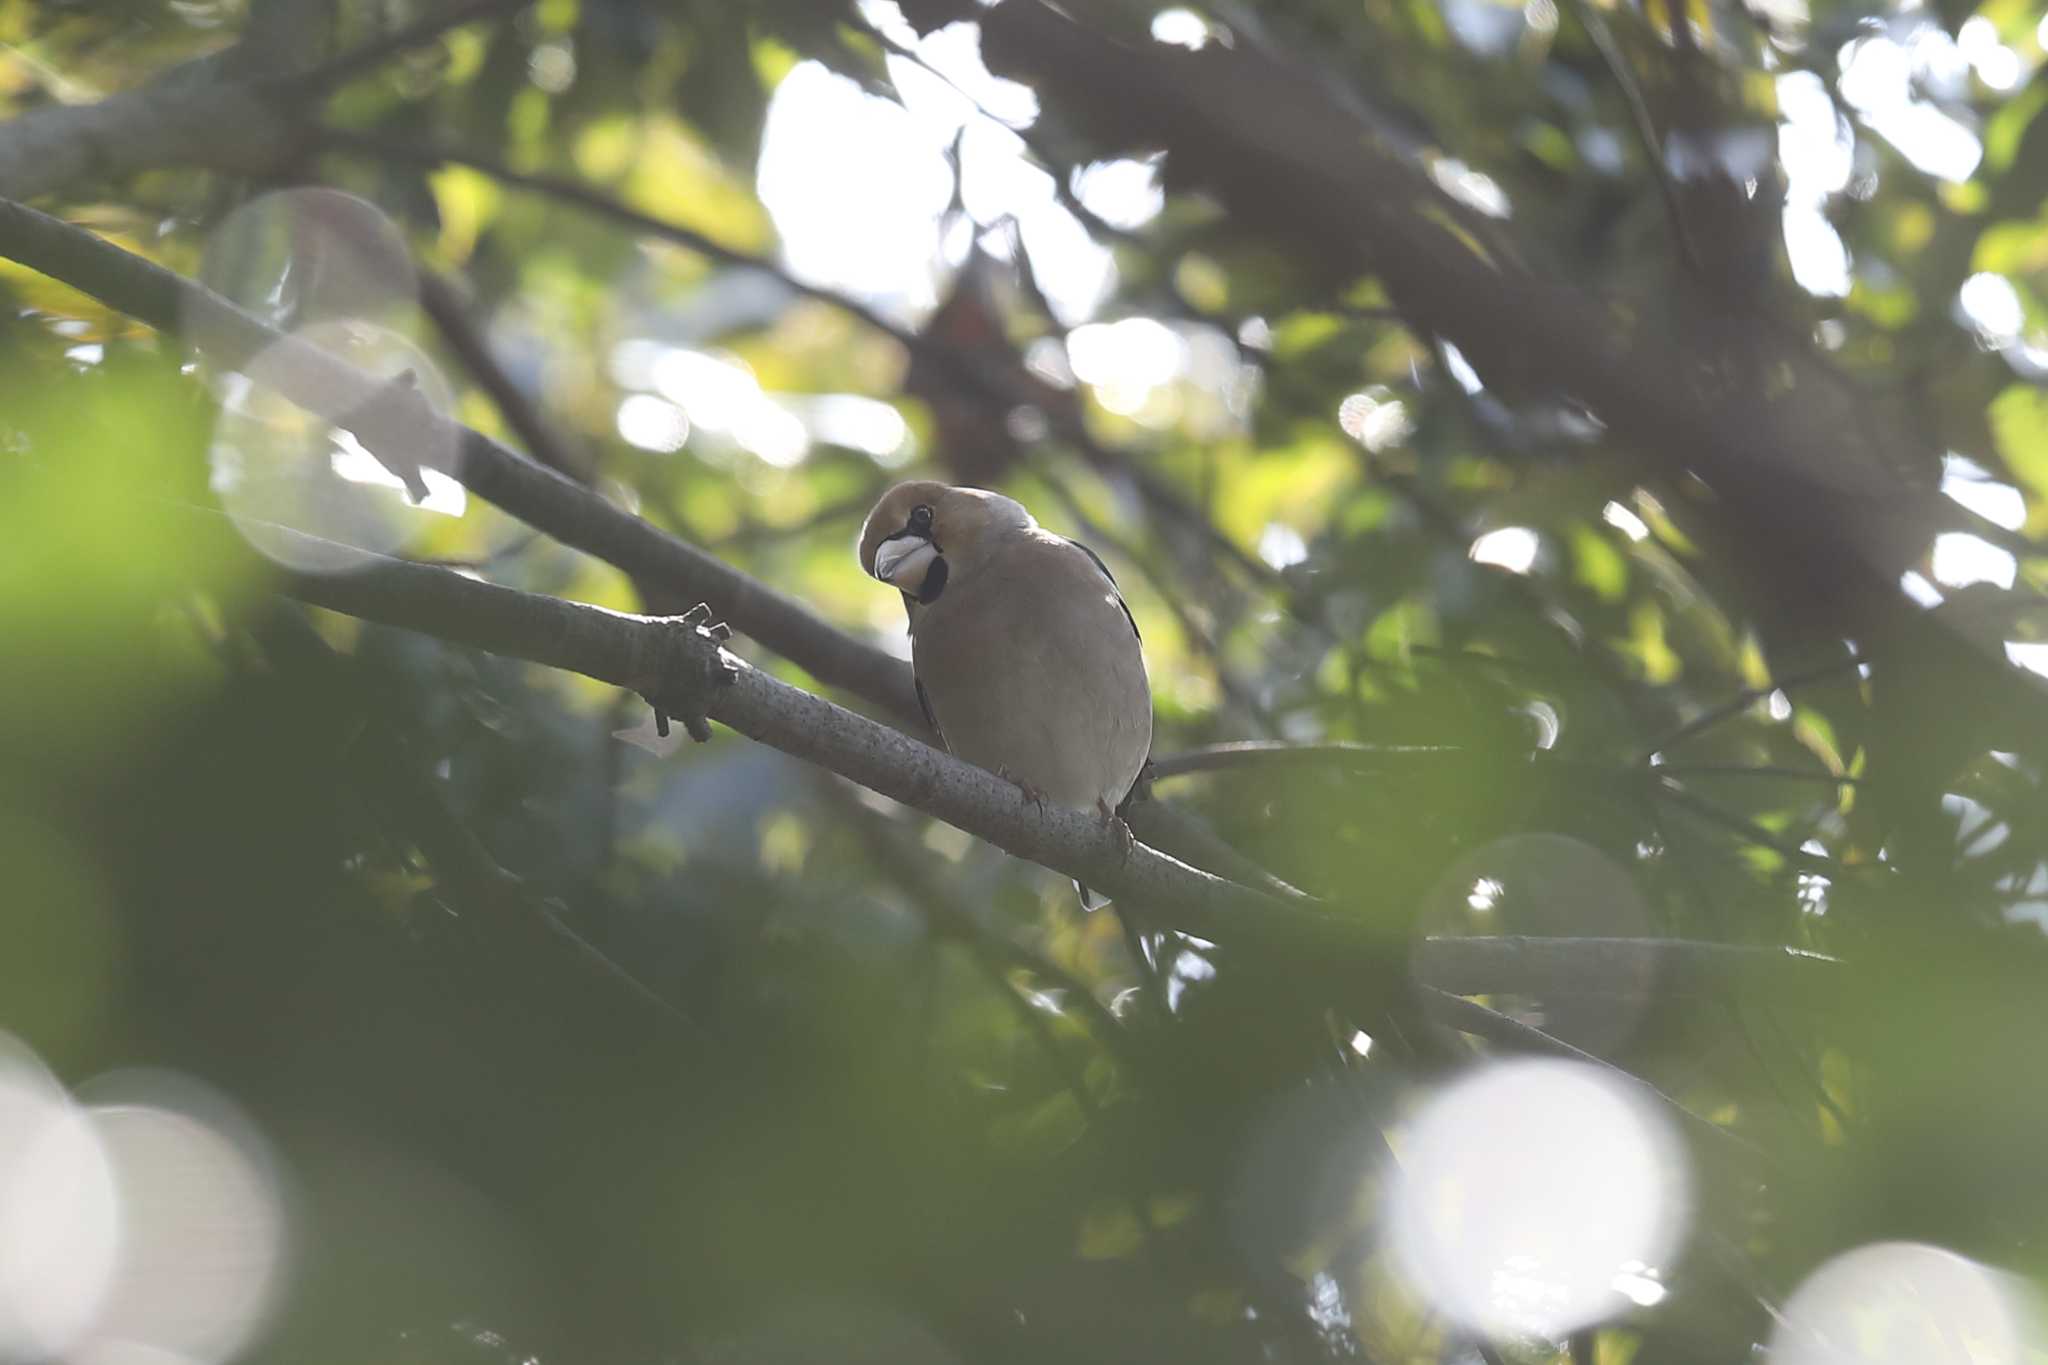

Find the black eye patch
[[908, 503, 934, 536]]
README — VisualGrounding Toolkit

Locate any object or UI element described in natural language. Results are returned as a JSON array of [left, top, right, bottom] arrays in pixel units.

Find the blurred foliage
[[5, 0, 2048, 1361]]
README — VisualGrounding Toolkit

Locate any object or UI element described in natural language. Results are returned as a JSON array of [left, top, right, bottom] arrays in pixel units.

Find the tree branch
[[315, 126, 1283, 596], [975, 0, 1946, 629], [199, 514, 1383, 962], [0, 193, 1335, 907], [3, 195, 1843, 1031], [318, 128, 929, 350], [0, 194, 928, 730], [284, 0, 537, 96], [417, 266, 591, 482], [182, 504, 1838, 1030], [249, 598, 707, 1035], [1424, 988, 1774, 1167], [0, 0, 535, 202], [1148, 740, 1482, 783], [1413, 936, 1839, 1000]]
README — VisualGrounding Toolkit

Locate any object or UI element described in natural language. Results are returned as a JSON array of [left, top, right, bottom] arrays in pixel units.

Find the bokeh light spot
[[616, 393, 690, 453], [1470, 527, 1539, 573], [1931, 532, 2017, 590], [1769, 1242, 2040, 1364], [1941, 456, 2025, 531], [1339, 391, 1414, 451], [1959, 273, 2025, 344], [1151, 8, 1212, 49], [1388, 1059, 1690, 1338], [74, 1073, 289, 1365], [758, 62, 953, 310], [0, 1036, 118, 1360], [193, 188, 418, 352], [208, 320, 461, 573]]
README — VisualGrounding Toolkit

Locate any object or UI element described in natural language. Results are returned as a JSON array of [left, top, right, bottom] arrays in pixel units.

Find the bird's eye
[[908, 504, 934, 533]]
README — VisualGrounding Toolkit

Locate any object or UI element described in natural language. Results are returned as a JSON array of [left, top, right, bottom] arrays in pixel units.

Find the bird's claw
[[1098, 797, 1136, 862], [678, 602, 733, 640], [998, 767, 1049, 815], [638, 604, 738, 743]]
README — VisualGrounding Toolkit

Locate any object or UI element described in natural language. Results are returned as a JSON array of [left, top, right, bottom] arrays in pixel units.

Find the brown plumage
[[858, 481, 1152, 828]]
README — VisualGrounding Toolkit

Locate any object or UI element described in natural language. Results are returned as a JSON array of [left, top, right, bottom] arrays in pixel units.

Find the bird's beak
[[873, 534, 938, 588]]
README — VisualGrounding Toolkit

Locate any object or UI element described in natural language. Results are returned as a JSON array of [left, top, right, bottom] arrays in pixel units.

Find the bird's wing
[[1061, 536, 1140, 642], [911, 530, 1151, 811], [914, 672, 947, 749]]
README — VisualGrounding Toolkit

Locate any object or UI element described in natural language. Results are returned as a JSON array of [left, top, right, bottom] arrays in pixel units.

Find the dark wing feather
[[914, 672, 947, 749], [1062, 537, 1140, 642]]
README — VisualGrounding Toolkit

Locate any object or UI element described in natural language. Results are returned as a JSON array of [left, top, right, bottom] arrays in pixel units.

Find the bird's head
[[858, 481, 1033, 605]]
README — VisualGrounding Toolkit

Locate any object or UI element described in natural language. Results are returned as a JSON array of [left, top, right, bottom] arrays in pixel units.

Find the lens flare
[[191, 188, 418, 356], [1417, 834, 1655, 1054], [208, 319, 461, 573], [73, 1072, 290, 1365], [1769, 1242, 2041, 1365], [1387, 1058, 1690, 1338], [0, 1036, 119, 1360]]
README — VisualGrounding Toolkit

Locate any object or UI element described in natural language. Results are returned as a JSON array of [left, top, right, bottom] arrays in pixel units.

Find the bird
[[858, 481, 1152, 902]]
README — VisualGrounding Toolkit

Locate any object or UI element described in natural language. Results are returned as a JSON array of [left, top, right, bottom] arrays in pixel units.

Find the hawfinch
[[859, 482, 1152, 883]]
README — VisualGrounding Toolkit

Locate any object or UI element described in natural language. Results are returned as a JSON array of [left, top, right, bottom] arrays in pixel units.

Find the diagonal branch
[[3, 196, 1842, 1030], [315, 126, 1282, 595], [0, 194, 928, 730], [262, 604, 704, 1033], [417, 266, 591, 482], [197, 512, 1386, 962], [974, 0, 1945, 628], [0, 193, 1314, 897], [1422, 988, 1775, 1167], [0, 0, 535, 202], [192, 506, 1843, 1024]]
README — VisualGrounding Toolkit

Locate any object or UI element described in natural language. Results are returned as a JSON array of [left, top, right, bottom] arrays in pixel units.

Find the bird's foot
[[997, 767, 1049, 816], [1097, 797, 1136, 862]]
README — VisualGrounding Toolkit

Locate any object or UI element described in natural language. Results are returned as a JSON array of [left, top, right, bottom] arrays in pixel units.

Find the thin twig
[[703, 488, 883, 554], [317, 126, 1283, 597], [1558, 0, 1702, 272], [826, 783, 1167, 1263], [1655, 779, 1850, 876], [417, 266, 590, 480], [319, 127, 928, 348], [281, 0, 539, 96], [1643, 653, 1865, 761], [1760, 1000, 1853, 1133], [0, 193, 928, 729], [252, 601, 705, 1036], [1149, 740, 1476, 782], [1655, 762, 1858, 785], [1422, 987, 1777, 1169]]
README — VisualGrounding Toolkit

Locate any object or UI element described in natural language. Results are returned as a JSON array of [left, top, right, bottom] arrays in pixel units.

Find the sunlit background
[[5, 0, 2048, 1360]]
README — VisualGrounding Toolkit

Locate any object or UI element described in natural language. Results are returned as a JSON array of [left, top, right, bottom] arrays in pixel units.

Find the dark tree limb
[[316, 127, 1283, 595], [0, 194, 1307, 894], [1421, 988, 1775, 1167], [1413, 935, 1839, 1001], [210, 516, 1380, 960], [1149, 740, 1479, 783], [250, 600, 706, 1036], [183, 505, 1836, 1027], [0, 0, 535, 202], [973, 0, 1947, 631], [417, 267, 592, 482], [1, 195, 1839, 1048], [0, 194, 929, 731]]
